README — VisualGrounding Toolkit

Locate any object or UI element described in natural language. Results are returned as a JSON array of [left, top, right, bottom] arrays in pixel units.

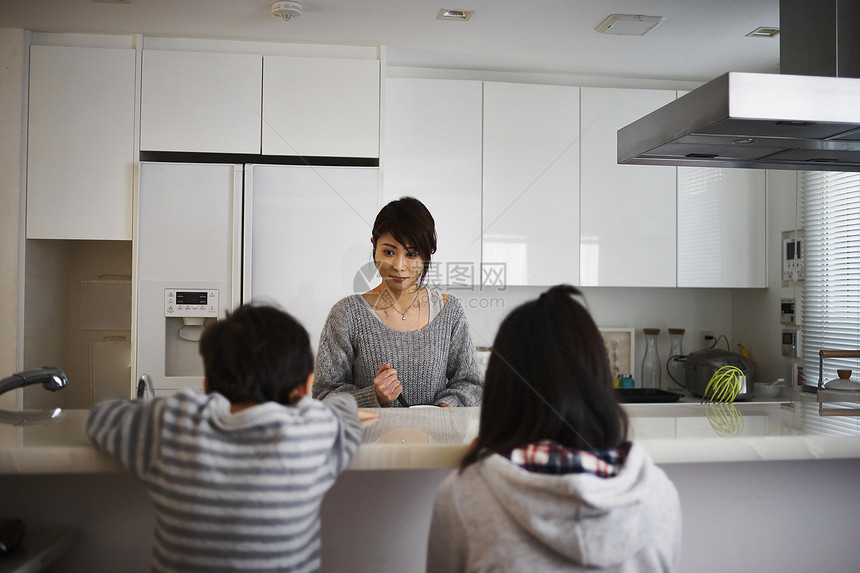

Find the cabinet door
[[140, 50, 262, 153], [246, 165, 380, 349], [382, 78, 483, 288], [580, 87, 677, 287], [27, 45, 135, 240], [262, 56, 379, 158], [483, 82, 580, 286], [677, 168, 767, 287]]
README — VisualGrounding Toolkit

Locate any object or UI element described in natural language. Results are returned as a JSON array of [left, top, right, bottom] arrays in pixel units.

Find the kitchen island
[[5, 397, 860, 473], [2, 397, 860, 571]]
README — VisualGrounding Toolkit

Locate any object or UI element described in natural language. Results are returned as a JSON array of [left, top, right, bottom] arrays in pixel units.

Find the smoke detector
[[272, 1, 302, 21]]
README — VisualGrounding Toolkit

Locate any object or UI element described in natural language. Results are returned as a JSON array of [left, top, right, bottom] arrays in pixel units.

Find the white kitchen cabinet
[[677, 167, 767, 287], [140, 50, 262, 153], [580, 87, 677, 287], [482, 82, 580, 286], [27, 44, 135, 240], [382, 77, 483, 287], [246, 165, 380, 349], [262, 56, 379, 158]]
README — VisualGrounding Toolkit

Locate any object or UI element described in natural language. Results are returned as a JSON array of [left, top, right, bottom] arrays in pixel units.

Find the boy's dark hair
[[372, 196, 437, 286], [462, 285, 629, 469], [199, 303, 313, 405]]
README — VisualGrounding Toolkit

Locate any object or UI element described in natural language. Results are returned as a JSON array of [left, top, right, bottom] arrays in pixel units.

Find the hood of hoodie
[[478, 442, 659, 569]]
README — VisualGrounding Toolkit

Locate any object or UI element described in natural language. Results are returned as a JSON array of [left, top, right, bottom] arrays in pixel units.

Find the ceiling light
[[746, 27, 780, 38], [596, 14, 664, 36], [438, 9, 473, 21], [272, 1, 302, 21]]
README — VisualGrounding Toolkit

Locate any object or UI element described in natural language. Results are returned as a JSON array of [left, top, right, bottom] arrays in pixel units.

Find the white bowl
[[754, 383, 780, 399]]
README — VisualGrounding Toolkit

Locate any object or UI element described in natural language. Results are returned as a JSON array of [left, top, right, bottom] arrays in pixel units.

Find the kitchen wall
[[458, 285, 731, 389], [734, 170, 800, 385], [451, 171, 800, 389], [454, 170, 798, 388], [0, 28, 26, 410], [386, 63, 796, 390]]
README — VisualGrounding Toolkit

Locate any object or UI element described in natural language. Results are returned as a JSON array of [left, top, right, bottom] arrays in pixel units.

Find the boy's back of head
[[199, 303, 313, 405]]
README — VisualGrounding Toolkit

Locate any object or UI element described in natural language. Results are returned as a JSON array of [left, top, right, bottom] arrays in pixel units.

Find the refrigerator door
[[135, 162, 243, 395], [244, 164, 379, 349]]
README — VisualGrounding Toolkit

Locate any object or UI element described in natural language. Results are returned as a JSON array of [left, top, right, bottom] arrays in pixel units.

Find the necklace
[[387, 289, 421, 321]]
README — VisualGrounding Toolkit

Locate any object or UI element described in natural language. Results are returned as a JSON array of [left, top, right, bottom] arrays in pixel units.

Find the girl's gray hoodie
[[427, 442, 681, 572]]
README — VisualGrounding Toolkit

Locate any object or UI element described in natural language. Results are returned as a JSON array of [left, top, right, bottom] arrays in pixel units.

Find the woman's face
[[373, 232, 424, 292]]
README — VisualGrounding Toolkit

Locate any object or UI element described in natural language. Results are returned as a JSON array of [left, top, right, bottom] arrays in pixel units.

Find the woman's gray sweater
[[312, 293, 484, 407]]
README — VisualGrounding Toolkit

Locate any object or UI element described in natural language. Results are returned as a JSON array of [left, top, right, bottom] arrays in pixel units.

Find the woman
[[312, 196, 483, 407], [427, 285, 681, 572]]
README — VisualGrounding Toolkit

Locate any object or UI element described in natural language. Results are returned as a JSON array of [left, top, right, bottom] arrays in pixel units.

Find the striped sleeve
[[320, 393, 363, 475], [85, 398, 165, 476]]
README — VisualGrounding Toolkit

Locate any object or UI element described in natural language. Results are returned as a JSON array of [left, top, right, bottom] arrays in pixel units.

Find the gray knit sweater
[[312, 293, 484, 407]]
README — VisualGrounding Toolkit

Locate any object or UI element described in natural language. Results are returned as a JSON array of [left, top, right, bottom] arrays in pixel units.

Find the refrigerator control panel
[[164, 289, 219, 317]]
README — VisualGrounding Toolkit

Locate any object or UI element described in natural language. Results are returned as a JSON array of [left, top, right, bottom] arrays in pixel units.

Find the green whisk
[[704, 403, 744, 437], [701, 365, 745, 403]]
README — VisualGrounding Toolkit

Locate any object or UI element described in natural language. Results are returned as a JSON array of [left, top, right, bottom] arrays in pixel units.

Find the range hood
[[617, 0, 860, 172]]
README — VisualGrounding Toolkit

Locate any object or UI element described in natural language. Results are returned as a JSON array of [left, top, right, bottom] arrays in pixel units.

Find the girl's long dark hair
[[461, 285, 629, 469]]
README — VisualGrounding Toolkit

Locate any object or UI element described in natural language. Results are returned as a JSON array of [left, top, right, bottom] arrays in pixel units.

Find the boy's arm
[[85, 398, 165, 477], [320, 393, 364, 475]]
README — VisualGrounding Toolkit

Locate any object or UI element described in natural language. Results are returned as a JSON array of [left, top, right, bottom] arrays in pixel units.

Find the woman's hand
[[373, 363, 402, 405]]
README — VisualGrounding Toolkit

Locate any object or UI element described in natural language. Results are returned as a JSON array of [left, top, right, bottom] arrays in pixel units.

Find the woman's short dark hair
[[372, 196, 437, 286], [461, 285, 629, 469], [199, 304, 314, 405]]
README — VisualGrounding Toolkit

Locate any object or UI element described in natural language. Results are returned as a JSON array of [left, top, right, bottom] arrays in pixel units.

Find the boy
[[86, 303, 375, 572]]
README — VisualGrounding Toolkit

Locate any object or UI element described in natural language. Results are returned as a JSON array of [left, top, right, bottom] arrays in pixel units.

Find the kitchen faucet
[[0, 367, 68, 397]]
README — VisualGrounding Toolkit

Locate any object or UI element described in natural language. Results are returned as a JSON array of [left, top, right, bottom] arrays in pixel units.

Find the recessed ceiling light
[[746, 26, 780, 38], [596, 14, 664, 36], [438, 9, 473, 21]]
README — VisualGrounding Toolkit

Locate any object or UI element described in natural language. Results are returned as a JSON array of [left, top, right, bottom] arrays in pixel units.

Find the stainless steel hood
[[617, 0, 860, 172]]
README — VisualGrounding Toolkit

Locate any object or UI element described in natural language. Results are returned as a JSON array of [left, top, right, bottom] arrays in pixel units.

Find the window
[[801, 171, 860, 385]]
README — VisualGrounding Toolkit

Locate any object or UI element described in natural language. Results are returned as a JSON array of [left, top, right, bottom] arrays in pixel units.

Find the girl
[[427, 285, 681, 572]]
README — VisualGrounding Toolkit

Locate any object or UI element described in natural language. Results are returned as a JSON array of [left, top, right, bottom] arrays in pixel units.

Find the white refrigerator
[[134, 162, 378, 395], [243, 164, 380, 349]]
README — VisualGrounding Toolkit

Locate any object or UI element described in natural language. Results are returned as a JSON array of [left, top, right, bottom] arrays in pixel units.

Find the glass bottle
[[667, 328, 686, 388], [641, 328, 661, 389]]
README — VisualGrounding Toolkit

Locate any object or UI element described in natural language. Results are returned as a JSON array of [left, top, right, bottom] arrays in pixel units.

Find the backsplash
[[460, 285, 733, 388]]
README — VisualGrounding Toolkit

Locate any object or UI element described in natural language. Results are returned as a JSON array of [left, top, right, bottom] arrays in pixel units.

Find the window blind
[[801, 171, 860, 386]]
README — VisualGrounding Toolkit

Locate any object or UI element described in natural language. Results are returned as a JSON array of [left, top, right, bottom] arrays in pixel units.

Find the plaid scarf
[[507, 440, 630, 477]]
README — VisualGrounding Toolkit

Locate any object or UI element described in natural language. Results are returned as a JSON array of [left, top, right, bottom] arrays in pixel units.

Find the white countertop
[[3, 394, 860, 474]]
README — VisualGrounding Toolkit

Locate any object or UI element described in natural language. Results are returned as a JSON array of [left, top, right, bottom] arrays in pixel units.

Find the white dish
[[824, 379, 860, 391]]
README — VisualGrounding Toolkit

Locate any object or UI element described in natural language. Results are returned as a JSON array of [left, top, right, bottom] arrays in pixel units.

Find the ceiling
[[0, 0, 781, 82]]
